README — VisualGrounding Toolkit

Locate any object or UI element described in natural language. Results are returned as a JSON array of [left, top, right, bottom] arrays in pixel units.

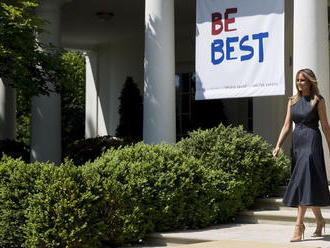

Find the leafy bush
[[0, 157, 110, 248], [23, 160, 105, 248], [0, 156, 41, 247], [84, 143, 209, 244], [0, 139, 30, 162], [64, 135, 127, 165], [176, 124, 290, 205], [0, 125, 290, 247]]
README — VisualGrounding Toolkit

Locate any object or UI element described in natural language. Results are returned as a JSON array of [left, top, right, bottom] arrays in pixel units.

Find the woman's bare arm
[[317, 99, 330, 153], [273, 100, 292, 157]]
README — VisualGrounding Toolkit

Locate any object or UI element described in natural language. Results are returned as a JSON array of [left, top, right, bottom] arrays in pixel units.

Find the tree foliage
[[16, 51, 86, 148], [0, 0, 65, 96], [61, 51, 86, 148], [1, 1, 87, 157]]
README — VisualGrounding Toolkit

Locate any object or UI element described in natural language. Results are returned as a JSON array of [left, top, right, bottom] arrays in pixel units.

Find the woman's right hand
[[272, 146, 280, 158]]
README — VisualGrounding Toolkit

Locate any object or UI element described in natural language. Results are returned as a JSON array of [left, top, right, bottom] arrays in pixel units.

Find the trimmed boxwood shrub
[[23, 160, 105, 248], [0, 124, 289, 247], [0, 155, 41, 248], [176, 124, 290, 206], [0, 157, 110, 248], [82, 143, 212, 244]]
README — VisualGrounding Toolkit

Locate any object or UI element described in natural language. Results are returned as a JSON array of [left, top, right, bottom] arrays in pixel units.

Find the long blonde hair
[[290, 68, 320, 106]]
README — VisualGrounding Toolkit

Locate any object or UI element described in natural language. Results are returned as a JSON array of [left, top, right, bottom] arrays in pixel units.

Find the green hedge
[[0, 156, 41, 248], [23, 160, 105, 248], [0, 125, 289, 247], [82, 143, 211, 244], [0, 157, 105, 248], [176, 124, 290, 204]]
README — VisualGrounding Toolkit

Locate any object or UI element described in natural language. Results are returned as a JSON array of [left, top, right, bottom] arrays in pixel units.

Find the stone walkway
[[130, 223, 330, 248]]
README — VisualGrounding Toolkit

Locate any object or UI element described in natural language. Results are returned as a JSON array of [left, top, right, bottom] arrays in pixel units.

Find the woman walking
[[273, 68, 330, 242]]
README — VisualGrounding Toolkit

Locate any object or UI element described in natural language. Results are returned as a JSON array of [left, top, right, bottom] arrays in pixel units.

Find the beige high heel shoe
[[312, 218, 325, 237], [290, 224, 305, 242]]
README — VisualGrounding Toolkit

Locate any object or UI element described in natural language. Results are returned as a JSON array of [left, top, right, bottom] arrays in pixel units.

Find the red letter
[[225, 8, 237, 32], [212, 12, 223, 35]]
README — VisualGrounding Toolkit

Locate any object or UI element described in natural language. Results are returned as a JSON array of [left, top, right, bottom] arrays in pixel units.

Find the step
[[250, 197, 285, 210], [238, 209, 330, 226], [252, 197, 330, 211]]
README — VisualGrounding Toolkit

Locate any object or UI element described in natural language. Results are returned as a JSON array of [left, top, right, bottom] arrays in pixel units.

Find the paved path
[[131, 223, 330, 248], [171, 240, 320, 248]]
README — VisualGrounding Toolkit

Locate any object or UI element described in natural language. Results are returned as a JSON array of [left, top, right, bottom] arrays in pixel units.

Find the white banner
[[195, 0, 285, 100]]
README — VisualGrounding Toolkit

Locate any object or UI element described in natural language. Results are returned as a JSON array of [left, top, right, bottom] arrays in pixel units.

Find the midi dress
[[282, 95, 330, 207]]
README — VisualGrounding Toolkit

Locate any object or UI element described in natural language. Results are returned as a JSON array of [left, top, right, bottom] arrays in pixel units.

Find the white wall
[[96, 34, 144, 136]]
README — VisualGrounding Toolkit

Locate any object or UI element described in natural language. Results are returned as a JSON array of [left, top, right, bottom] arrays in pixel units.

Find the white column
[[0, 79, 16, 140], [85, 51, 98, 138], [293, 0, 330, 178], [144, 0, 176, 144], [31, 0, 61, 164]]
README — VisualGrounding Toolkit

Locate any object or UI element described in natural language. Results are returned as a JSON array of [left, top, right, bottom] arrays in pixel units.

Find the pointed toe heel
[[290, 224, 305, 242], [312, 218, 325, 237]]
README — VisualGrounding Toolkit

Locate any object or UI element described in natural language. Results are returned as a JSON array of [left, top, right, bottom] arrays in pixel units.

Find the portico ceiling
[[61, 0, 196, 49]]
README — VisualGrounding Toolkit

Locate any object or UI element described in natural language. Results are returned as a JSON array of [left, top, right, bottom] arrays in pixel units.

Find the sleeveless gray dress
[[282, 95, 330, 207]]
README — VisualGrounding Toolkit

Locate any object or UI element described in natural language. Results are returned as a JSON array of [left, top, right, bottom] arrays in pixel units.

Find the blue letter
[[226, 36, 238, 60], [252, 32, 269, 62], [211, 39, 224, 65], [240, 35, 254, 61]]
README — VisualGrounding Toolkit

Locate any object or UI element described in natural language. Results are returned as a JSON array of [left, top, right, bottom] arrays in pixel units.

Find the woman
[[273, 68, 330, 242]]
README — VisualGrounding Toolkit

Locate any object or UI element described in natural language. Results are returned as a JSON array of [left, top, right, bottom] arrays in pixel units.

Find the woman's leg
[[291, 206, 306, 242], [311, 206, 325, 236], [311, 206, 323, 220], [296, 206, 307, 224]]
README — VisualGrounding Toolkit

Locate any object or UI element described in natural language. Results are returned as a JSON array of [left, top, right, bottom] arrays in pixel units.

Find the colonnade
[[1, 0, 330, 166]]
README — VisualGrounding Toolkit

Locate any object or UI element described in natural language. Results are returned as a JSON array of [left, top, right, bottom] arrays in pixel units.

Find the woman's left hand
[[272, 147, 280, 158]]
